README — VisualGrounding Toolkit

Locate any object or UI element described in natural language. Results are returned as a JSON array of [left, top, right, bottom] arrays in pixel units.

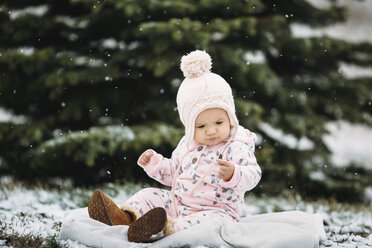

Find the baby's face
[[194, 108, 231, 146]]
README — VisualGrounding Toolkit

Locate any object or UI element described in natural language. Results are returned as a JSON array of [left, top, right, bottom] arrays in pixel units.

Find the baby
[[88, 50, 262, 243]]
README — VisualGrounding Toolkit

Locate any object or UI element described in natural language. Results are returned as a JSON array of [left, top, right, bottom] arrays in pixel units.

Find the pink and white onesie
[[125, 125, 261, 232]]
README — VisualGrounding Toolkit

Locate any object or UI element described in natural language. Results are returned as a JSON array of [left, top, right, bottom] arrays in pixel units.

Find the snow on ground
[[0, 176, 371, 248]]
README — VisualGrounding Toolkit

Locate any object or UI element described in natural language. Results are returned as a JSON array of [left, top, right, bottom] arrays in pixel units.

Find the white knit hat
[[176, 50, 239, 147]]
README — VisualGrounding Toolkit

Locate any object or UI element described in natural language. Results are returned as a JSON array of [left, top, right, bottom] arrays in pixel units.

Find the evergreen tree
[[0, 0, 371, 200]]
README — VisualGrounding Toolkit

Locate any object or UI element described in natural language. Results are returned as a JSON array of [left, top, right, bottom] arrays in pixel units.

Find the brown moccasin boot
[[128, 207, 169, 243], [88, 189, 137, 226]]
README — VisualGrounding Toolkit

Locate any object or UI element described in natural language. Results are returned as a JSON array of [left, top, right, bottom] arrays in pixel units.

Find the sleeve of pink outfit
[[222, 139, 262, 192], [137, 138, 184, 186]]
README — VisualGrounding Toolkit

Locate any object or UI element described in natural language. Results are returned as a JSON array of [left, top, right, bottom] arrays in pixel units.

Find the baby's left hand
[[217, 159, 235, 181]]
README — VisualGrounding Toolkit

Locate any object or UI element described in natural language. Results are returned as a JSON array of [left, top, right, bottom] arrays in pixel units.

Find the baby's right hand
[[139, 150, 154, 166]]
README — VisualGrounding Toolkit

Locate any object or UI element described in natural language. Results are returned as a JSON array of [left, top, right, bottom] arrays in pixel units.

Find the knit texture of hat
[[176, 50, 239, 147]]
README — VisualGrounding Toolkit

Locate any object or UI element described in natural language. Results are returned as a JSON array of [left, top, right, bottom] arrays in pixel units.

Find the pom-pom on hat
[[176, 50, 239, 147], [180, 50, 212, 78]]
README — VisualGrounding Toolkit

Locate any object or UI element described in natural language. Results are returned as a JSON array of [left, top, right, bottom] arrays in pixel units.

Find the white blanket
[[60, 208, 326, 248]]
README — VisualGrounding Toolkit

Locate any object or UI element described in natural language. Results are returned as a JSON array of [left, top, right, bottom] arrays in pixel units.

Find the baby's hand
[[217, 159, 235, 181], [139, 150, 154, 166]]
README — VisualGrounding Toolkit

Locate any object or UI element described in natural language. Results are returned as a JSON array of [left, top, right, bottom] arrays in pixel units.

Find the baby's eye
[[216, 121, 223, 125], [196, 125, 205, 128]]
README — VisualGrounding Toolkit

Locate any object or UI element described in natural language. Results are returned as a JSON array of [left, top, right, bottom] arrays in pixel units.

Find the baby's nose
[[206, 128, 217, 135]]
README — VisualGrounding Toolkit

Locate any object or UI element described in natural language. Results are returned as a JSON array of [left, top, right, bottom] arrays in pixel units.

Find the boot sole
[[128, 207, 167, 243], [88, 189, 113, 226]]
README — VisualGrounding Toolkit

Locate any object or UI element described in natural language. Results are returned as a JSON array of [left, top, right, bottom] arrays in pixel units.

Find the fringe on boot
[[88, 189, 136, 226], [127, 207, 174, 243]]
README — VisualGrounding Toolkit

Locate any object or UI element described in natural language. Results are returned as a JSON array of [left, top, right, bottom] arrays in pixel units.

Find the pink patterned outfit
[[125, 125, 261, 232]]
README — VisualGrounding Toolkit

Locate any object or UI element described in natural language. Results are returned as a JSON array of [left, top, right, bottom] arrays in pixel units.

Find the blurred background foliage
[[0, 0, 371, 202]]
